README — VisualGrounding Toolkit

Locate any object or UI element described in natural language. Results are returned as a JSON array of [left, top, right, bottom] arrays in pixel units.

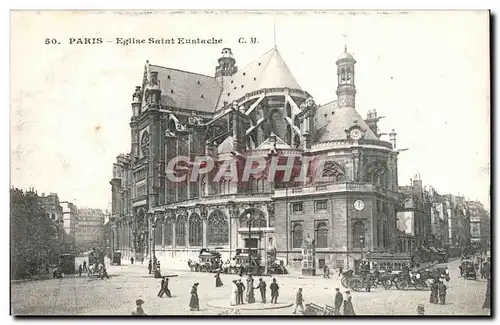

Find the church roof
[[217, 136, 234, 154], [150, 64, 222, 112], [217, 48, 302, 109], [255, 134, 292, 150], [314, 100, 378, 142]]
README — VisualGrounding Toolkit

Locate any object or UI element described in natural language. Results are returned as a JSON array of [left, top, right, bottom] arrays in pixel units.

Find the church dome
[[336, 47, 356, 63]]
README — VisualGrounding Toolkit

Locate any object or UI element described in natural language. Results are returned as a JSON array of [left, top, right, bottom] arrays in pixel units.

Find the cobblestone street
[[11, 258, 490, 316]]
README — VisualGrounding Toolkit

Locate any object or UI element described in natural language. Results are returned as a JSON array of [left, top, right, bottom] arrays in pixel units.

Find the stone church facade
[[110, 46, 405, 271]]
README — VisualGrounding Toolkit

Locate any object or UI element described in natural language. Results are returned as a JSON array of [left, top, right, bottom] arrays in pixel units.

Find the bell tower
[[336, 46, 357, 108], [215, 48, 238, 79]]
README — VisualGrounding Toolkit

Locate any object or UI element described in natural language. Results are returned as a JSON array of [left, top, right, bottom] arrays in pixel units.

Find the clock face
[[354, 199, 365, 211], [350, 128, 362, 140]]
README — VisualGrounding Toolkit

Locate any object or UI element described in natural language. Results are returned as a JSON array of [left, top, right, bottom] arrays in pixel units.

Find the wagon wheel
[[396, 279, 409, 290], [341, 277, 350, 288], [349, 279, 362, 292], [383, 279, 392, 290], [415, 281, 427, 291]]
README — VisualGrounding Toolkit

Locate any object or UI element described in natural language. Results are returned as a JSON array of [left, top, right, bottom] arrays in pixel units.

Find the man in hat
[[438, 279, 447, 305], [132, 299, 146, 316], [254, 278, 267, 303], [293, 288, 305, 314], [270, 278, 280, 304], [334, 288, 343, 315], [417, 304, 425, 315], [158, 277, 166, 297], [189, 283, 200, 311], [237, 279, 246, 305]]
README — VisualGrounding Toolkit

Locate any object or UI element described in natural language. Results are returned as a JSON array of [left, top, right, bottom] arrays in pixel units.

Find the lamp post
[[247, 211, 253, 275], [151, 216, 157, 261], [359, 235, 365, 272]]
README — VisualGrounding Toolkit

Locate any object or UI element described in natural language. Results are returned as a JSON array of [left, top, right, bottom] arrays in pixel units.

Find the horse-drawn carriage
[[189, 249, 222, 273], [460, 259, 477, 280]]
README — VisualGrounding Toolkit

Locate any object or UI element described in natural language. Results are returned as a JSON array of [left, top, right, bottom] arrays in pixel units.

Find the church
[[110, 45, 409, 273]]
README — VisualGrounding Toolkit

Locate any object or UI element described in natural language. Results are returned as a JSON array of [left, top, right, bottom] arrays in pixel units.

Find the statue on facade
[[132, 86, 142, 102], [150, 71, 159, 87], [303, 233, 315, 247]]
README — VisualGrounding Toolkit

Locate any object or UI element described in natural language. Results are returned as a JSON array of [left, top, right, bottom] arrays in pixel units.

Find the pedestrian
[[293, 288, 305, 314], [338, 266, 344, 277], [101, 265, 109, 279], [132, 299, 147, 316], [83, 260, 87, 272], [246, 275, 255, 303], [334, 288, 343, 315], [237, 279, 245, 305], [429, 279, 439, 304], [255, 278, 267, 303], [270, 278, 279, 304], [482, 278, 490, 309], [239, 265, 244, 277], [141, 256, 144, 265], [158, 277, 165, 297], [131, 257, 134, 264], [438, 279, 447, 305], [78, 264, 82, 277], [189, 283, 200, 311], [364, 272, 371, 292], [215, 271, 223, 287], [148, 260, 152, 275], [230, 280, 238, 306], [343, 290, 355, 315], [163, 278, 172, 298]]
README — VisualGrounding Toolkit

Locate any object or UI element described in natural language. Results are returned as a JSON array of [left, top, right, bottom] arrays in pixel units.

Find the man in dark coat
[[255, 278, 267, 303], [158, 277, 166, 297], [270, 278, 279, 304], [78, 264, 82, 277], [429, 279, 439, 303], [293, 288, 305, 314], [215, 271, 223, 287], [334, 288, 343, 315], [438, 279, 447, 305], [162, 278, 172, 298], [83, 261, 87, 272], [148, 260, 152, 275], [237, 279, 246, 305]]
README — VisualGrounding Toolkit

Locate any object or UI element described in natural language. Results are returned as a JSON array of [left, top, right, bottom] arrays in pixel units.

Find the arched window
[[154, 219, 162, 246], [176, 216, 186, 246], [164, 217, 173, 246], [239, 210, 267, 228], [352, 221, 366, 249], [207, 211, 229, 245], [189, 213, 203, 246], [315, 222, 328, 248], [292, 223, 303, 248]]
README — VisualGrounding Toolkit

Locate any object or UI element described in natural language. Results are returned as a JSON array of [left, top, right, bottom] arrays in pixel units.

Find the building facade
[[38, 192, 64, 252], [76, 208, 105, 251], [110, 46, 405, 272], [467, 200, 490, 253], [60, 201, 79, 252]]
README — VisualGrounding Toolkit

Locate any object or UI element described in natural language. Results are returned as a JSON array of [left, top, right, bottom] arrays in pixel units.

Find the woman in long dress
[[246, 276, 255, 303], [343, 291, 356, 315], [230, 280, 238, 306], [189, 283, 200, 311], [215, 271, 223, 287]]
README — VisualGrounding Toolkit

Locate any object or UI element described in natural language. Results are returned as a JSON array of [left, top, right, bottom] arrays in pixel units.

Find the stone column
[[202, 218, 207, 247]]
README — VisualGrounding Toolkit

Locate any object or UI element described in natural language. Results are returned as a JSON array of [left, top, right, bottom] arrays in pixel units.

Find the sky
[[10, 10, 490, 210]]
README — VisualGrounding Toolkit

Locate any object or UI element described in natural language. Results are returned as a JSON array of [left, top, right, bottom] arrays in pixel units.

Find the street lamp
[[247, 211, 252, 275], [359, 235, 365, 272], [151, 217, 157, 261]]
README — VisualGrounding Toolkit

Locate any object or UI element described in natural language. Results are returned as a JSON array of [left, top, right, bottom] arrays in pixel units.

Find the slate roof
[[150, 65, 222, 112], [314, 100, 378, 142], [217, 48, 302, 109]]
